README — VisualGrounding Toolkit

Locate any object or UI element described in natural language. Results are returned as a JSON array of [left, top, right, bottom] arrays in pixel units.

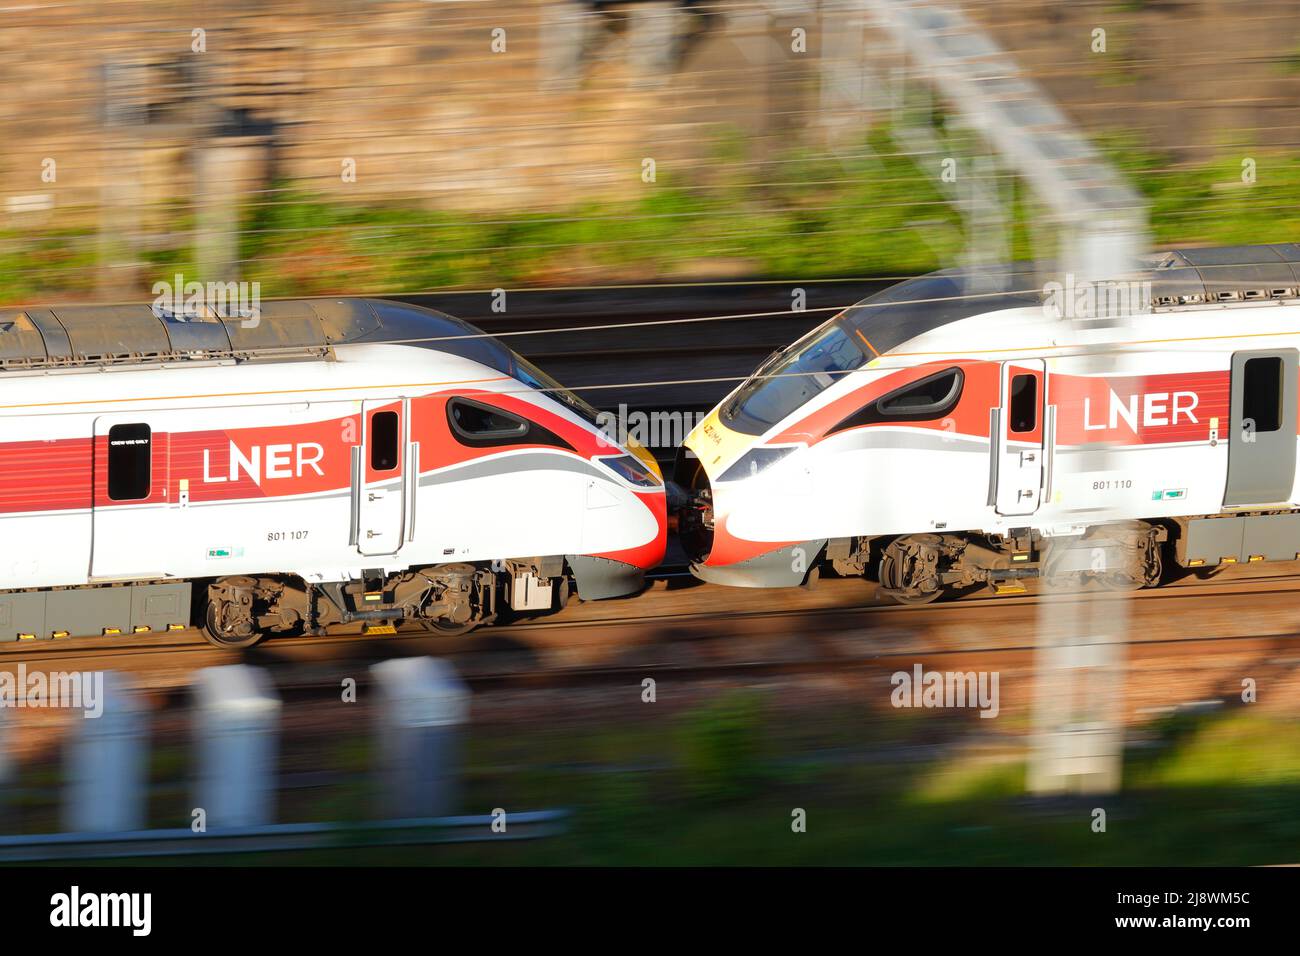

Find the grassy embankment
[[1, 133, 1297, 303]]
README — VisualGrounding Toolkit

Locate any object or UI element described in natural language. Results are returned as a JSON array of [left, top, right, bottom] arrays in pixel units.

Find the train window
[[446, 396, 574, 451], [877, 368, 964, 415], [1008, 374, 1038, 433], [828, 367, 964, 433], [449, 398, 528, 439], [370, 410, 400, 471], [107, 423, 151, 501], [1242, 356, 1282, 433]]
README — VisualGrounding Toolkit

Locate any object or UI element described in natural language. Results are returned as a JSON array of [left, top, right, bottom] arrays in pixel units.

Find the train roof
[[0, 297, 513, 373], [841, 243, 1300, 355]]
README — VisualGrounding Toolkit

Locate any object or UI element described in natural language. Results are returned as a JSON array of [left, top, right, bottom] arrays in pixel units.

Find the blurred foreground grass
[[38, 693, 1300, 867], [2, 132, 1298, 303]]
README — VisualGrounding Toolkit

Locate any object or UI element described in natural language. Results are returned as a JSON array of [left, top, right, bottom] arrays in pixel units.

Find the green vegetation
[[673, 690, 769, 803], [5, 129, 1300, 305], [25, 701, 1300, 867], [0, 226, 100, 302]]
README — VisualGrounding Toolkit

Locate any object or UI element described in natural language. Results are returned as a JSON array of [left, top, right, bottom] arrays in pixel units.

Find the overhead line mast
[[862, 0, 1152, 794]]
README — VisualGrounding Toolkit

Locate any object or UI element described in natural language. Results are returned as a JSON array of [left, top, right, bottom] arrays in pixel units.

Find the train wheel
[[1097, 525, 1163, 591], [417, 618, 480, 637], [878, 536, 945, 605], [201, 580, 268, 649]]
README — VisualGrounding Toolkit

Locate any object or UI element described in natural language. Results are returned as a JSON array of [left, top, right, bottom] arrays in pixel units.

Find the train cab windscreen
[[511, 353, 605, 428], [721, 319, 868, 435]]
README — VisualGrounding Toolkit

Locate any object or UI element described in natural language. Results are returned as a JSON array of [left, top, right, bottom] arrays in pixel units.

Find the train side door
[[354, 399, 407, 555], [1224, 348, 1298, 507], [91, 414, 169, 579], [994, 360, 1046, 516]]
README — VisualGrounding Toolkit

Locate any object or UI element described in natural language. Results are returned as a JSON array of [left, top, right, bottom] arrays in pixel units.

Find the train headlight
[[718, 445, 798, 482], [598, 454, 663, 488]]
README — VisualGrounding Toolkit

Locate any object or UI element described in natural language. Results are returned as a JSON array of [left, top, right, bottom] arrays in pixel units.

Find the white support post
[[0, 704, 11, 825], [0, 700, 9, 783], [371, 657, 470, 819], [628, 1, 684, 87], [193, 665, 281, 829], [858, 1, 1147, 795], [1028, 332, 1135, 796], [537, 1, 598, 92], [62, 671, 146, 833], [1029, 547, 1129, 795]]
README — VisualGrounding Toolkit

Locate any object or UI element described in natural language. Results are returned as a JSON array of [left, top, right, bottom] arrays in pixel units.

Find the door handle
[[368, 492, 383, 502]]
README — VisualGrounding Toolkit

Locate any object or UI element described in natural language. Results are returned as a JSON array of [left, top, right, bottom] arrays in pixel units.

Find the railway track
[[9, 603, 1294, 737], [5, 566, 1300, 681], [365, 628, 1300, 690], [6, 565, 1296, 783], [100, 628, 1289, 712]]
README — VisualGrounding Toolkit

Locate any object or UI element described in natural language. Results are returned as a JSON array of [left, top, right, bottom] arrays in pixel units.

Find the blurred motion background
[[2, 0, 1300, 302], [3, 0, 1300, 867]]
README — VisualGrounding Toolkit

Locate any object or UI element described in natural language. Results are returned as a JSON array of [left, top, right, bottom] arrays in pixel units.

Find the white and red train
[[7, 242, 1299, 644], [678, 244, 1300, 602], [0, 298, 665, 646]]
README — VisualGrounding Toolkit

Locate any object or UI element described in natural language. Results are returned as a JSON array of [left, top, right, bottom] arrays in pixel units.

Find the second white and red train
[[679, 244, 1300, 603]]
